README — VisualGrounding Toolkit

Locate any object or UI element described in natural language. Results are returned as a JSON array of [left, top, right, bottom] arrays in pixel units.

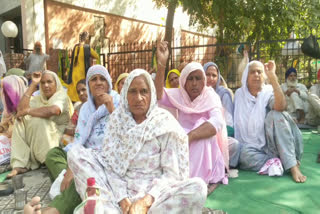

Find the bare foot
[[7, 167, 29, 178], [207, 183, 219, 196], [290, 165, 307, 183], [24, 196, 41, 214]]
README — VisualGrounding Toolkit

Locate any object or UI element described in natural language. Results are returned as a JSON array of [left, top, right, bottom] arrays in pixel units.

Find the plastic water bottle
[[84, 177, 99, 214]]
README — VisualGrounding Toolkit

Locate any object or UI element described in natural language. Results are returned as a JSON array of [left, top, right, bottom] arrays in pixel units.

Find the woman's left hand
[[16, 108, 30, 121], [129, 195, 154, 214]]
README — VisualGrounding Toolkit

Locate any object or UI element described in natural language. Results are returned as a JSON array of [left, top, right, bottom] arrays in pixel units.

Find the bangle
[[24, 94, 31, 98]]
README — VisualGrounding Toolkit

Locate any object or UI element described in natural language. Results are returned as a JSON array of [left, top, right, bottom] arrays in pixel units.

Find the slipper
[[0, 182, 14, 197], [202, 207, 227, 214]]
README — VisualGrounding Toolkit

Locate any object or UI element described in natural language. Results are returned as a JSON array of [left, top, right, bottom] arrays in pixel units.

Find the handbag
[[301, 34, 320, 58]]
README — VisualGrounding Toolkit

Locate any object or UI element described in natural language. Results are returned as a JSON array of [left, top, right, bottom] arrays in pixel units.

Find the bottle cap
[[87, 177, 95, 186]]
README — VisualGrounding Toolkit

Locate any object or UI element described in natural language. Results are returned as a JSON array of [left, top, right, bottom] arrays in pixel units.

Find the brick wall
[[4, 53, 25, 70]]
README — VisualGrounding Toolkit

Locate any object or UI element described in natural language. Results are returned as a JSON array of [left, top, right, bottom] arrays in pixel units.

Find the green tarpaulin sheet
[[205, 130, 320, 214]]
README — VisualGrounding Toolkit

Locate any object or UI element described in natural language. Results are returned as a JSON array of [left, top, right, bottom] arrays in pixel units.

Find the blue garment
[[203, 62, 234, 126], [64, 65, 120, 152]]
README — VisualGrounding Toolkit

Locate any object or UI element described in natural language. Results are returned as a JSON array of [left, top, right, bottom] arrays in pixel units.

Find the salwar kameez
[[68, 141, 206, 213], [46, 65, 120, 214], [68, 70, 207, 213], [10, 71, 71, 170], [235, 61, 304, 174], [159, 62, 229, 185], [239, 111, 303, 171]]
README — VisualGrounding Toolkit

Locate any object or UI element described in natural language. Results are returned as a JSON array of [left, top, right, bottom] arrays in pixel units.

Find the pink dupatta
[[164, 62, 229, 170]]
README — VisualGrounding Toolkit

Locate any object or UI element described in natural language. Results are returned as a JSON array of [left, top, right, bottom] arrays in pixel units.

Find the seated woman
[[155, 42, 229, 186], [165, 69, 180, 88], [234, 60, 306, 183], [7, 71, 73, 178], [114, 72, 129, 94], [0, 75, 28, 137], [61, 79, 88, 146], [204, 62, 240, 168], [44, 65, 119, 214], [0, 75, 27, 167], [64, 69, 207, 213], [204, 62, 233, 132]]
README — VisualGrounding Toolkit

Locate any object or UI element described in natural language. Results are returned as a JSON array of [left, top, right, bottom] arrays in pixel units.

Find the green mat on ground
[[205, 130, 320, 214], [0, 171, 10, 183]]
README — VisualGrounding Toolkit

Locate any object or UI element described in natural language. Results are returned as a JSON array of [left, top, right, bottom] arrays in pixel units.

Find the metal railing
[[106, 37, 320, 89]]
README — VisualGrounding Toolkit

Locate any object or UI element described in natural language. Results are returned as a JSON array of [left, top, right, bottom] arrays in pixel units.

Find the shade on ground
[[205, 130, 320, 214]]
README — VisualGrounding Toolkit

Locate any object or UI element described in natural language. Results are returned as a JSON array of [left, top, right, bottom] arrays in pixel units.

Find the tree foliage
[[154, 0, 320, 43]]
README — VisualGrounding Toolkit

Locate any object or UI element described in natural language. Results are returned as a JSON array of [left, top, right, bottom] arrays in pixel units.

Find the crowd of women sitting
[[0, 40, 309, 214]]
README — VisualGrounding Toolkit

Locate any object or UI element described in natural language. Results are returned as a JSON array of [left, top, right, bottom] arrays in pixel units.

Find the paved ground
[[0, 167, 226, 214], [0, 168, 52, 213]]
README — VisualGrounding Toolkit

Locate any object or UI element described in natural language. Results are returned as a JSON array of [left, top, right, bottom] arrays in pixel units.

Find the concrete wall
[[52, 0, 197, 33], [0, 0, 20, 16], [21, 0, 46, 50], [0, 18, 6, 53], [45, 0, 166, 50]]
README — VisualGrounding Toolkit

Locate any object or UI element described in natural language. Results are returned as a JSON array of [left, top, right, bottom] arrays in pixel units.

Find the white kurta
[[68, 69, 207, 214], [306, 84, 320, 125], [281, 82, 309, 119], [68, 135, 207, 213]]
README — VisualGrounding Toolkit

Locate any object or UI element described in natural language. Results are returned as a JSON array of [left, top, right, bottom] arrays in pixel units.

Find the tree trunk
[[164, 0, 177, 73], [164, 0, 177, 44]]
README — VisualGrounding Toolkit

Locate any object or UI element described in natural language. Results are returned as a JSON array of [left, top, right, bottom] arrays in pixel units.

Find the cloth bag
[[49, 169, 66, 199], [0, 136, 11, 165], [301, 35, 320, 59]]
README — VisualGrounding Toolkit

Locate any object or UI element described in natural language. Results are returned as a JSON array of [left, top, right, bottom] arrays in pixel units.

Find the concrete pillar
[[21, 0, 46, 51]]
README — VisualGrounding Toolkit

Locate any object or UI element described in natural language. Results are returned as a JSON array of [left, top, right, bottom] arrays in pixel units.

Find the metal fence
[[107, 41, 156, 84], [106, 37, 320, 89], [255, 38, 320, 88]]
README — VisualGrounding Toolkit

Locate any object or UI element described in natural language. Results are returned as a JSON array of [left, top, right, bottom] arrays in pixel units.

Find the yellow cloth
[[10, 71, 73, 169], [165, 69, 180, 88], [114, 73, 129, 93], [67, 46, 99, 102]]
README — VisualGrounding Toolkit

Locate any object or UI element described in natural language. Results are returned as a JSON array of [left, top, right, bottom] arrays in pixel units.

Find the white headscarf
[[0, 50, 6, 77], [64, 65, 120, 152], [234, 61, 273, 148], [100, 69, 189, 177], [39, 70, 65, 105]]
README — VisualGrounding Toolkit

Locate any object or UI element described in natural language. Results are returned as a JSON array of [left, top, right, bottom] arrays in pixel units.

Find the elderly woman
[[234, 60, 306, 183], [7, 71, 72, 178], [62, 69, 207, 213], [114, 72, 129, 93], [155, 42, 229, 186], [165, 69, 181, 88], [44, 65, 120, 214]]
